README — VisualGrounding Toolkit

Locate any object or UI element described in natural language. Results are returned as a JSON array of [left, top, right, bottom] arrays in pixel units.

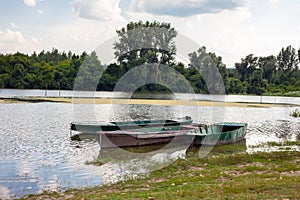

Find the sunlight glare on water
[[0, 92, 299, 198]]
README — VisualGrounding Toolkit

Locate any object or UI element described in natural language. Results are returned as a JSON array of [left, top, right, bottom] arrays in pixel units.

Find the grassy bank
[[23, 143, 300, 200], [0, 97, 70, 103], [264, 91, 300, 97]]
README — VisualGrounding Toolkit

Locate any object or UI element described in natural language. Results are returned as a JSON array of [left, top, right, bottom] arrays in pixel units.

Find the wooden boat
[[97, 126, 197, 149], [75, 122, 247, 149], [191, 122, 248, 146], [70, 116, 193, 135]]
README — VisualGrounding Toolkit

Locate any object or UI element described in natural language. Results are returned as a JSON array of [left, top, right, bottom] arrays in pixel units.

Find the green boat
[[72, 122, 247, 148], [192, 122, 248, 146], [70, 116, 193, 136]]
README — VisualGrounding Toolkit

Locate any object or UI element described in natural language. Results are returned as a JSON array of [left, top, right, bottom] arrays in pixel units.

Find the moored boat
[[192, 122, 248, 146], [97, 126, 197, 148], [70, 116, 193, 135], [72, 122, 247, 149]]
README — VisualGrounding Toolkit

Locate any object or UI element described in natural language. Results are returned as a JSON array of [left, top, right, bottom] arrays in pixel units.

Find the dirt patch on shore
[[0, 97, 289, 107]]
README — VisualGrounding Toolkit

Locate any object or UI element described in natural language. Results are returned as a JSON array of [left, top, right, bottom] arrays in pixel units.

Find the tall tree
[[258, 55, 277, 83], [247, 69, 267, 95], [235, 54, 258, 82], [74, 51, 103, 91], [277, 45, 299, 71], [113, 21, 178, 66], [38, 61, 54, 96], [9, 63, 26, 88], [0, 73, 9, 88], [188, 47, 227, 94], [227, 78, 247, 94]]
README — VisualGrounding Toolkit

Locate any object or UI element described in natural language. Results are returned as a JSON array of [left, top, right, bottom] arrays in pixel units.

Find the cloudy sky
[[0, 0, 300, 67]]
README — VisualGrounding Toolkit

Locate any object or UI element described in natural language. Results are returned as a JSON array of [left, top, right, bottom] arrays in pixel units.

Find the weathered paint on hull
[[193, 123, 247, 146], [98, 133, 195, 149], [71, 123, 248, 149], [70, 116, 193, 133]]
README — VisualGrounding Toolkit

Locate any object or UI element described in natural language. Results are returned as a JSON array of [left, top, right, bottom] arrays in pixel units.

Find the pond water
[[0, 91, 299, 198]]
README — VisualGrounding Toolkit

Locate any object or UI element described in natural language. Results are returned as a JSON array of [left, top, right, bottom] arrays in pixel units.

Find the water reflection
[[0, 102, 299, 198], [0, 103, 103, 199], [275, 120, 295, 139], [110, 104, 179, 121], [94, 146, 187, 185]]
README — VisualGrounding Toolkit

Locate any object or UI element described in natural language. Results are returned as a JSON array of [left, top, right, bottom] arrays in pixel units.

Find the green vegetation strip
[[1, 22, 300, 96], [23, 148, 300, 200], [0, 97, 70, 103]]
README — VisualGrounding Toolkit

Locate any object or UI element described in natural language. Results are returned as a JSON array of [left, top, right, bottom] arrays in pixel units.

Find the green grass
[[264, 90, 300, 97], [0, 97, 69, 103], [23, 143, 300, 200], [251, 140, 300, 147], [291, 109, 300, 118]]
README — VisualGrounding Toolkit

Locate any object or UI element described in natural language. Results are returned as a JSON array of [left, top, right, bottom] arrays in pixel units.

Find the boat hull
[[192, 123, 248, 146], [98, 128, 196, 149], [70, 122, 248, 149], [70, 116, 193, 133]]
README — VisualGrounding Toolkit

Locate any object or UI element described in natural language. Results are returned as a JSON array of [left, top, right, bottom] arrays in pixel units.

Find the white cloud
[[24, 0, 37, 7], [10, 22, 17, 29], [0, 29, 25, 43], [0, 29, 41, 53], [2, 0, 299, 69], [127, 8, 253, 67], [42, 18, 125, 61], [31, 36, 40, 44], [71, 0, 124, 21], [130, 0, 246, 17], [126, 0, 300, 67], [268, 0, 279, 5], [38, 9, 43, 14], [0, 1, 127, 59]]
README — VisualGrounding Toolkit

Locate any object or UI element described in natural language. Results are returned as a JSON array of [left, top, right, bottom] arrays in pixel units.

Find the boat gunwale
[[99, 123, 247, 137], [71, 116, 191, 124], [70, 122, 248, 148], [70, 116, 193, 131]]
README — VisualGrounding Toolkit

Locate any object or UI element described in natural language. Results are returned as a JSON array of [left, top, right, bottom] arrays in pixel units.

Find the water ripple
[[0, 102, 299, 198]]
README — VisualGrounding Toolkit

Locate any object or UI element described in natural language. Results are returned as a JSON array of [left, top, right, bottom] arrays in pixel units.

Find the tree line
[[0, 21, 299, 96]]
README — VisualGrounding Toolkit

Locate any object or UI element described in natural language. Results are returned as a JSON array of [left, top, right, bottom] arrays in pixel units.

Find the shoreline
[[0, 97, 295, 107], [22, 145, 300, 200]]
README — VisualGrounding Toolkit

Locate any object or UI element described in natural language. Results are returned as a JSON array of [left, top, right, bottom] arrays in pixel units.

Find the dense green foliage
[[0, 49, 86, 90], [1, 21, 300, 95]]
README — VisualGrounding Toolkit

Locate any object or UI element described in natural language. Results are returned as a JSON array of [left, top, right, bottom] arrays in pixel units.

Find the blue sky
[[0, 0, 300, 67]]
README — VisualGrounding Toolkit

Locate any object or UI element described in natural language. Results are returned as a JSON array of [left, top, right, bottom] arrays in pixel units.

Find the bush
[[291, 109, 300, 118]]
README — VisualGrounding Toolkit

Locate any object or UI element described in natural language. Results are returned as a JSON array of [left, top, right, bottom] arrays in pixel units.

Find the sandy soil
[[0, 97, 288, 107]]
